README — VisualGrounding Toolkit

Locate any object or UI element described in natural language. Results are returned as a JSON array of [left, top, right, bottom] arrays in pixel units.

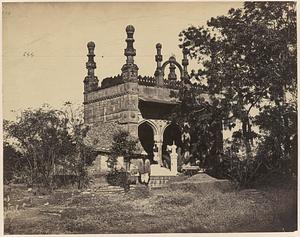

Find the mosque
[[83, 25, 223, 177]]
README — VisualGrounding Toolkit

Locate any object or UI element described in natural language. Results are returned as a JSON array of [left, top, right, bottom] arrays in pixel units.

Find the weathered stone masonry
[[83, 25, 220, 175]]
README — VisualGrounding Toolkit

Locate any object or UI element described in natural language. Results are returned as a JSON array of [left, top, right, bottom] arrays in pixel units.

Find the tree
[[3, 142, 24, 184], [5, 105, 72, 187], [175, 2, 296, 184], [61, 102, 97, 189], [107, 130, 138, 171], [106, 130, 138, 190], [171, 88, 224, 175], [255, 102, 297, 176], [4, 103, 97, 189]]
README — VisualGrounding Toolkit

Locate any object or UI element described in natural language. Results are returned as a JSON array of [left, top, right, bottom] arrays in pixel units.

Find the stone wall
[[137, 85, 179, 104], [84, 81, 181, 140], [84, 82, 139, 127]]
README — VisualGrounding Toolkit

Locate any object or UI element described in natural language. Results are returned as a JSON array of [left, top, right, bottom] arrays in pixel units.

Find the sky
[[3, 2, 243, 121]]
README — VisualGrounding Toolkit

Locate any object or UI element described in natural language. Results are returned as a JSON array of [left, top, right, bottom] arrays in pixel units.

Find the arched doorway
[[138, 121, 155, 162], [162, 123, 182, 168]]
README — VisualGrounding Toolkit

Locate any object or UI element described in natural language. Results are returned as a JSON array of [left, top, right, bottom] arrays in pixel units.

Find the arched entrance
[[138, 121, 155, 162], [162, 123, 182, 168]]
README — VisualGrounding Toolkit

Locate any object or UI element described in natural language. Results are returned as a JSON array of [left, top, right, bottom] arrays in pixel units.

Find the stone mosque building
[[83, 25, 222, 177]]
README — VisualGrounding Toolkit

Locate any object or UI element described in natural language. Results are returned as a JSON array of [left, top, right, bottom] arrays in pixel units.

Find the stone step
[[149, 176, 175, 188], [97, 189, 124, 192], [97, 188, 125, 192], [95, 185, 136, 192], [96, 191, 125, 195], [131, 175, 184, 188]]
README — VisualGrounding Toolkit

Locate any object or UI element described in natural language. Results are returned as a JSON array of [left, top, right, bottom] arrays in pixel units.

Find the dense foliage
[[4, 103, 97, 189], [106, 130, 138, 189], [107, 130, 138, 170], [175, 2, 297, 187], [3, 142, 24, 183]]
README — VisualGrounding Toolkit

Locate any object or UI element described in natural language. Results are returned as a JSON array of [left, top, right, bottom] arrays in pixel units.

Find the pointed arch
[[162, 123, 182, 147], [138, 120, 158, 135], [138, 120, 158, 161]]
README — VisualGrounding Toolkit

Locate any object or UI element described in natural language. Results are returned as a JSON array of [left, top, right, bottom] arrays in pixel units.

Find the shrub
[[107, 130, 138, 170], [106, 169, 131, 188]]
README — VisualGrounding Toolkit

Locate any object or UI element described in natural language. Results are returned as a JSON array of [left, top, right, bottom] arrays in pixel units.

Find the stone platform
[[135, 164, 176, 188], [169, 173, 234, 193], [149, 176, 174, 188], [150, 164, 175, 176]]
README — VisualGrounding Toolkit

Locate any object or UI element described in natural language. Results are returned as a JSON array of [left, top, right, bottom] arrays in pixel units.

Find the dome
[[156, 43, 162, 49], [126, 25, 135, 33], [169, 56, 176, 62], [87, 41, 95, 48]]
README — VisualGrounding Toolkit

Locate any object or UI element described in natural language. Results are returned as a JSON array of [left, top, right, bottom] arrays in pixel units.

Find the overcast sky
[[3, 2, 243, 120]]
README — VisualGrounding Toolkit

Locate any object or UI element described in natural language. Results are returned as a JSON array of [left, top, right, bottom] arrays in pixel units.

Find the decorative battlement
[[96, 75, 191, 91], [163, 79, 182, 90], [83, 25, 194, 95], [138, 76, 157, 87]]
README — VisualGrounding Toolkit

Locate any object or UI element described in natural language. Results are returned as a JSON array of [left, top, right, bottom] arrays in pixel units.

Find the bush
[[106, 170, 131, 188], [52, 175, 78, 187], [107, 130, 138, 170], [221, 135, 297, 189]]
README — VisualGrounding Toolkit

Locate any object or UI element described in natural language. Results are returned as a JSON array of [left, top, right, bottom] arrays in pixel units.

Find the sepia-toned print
[[3, 2, 297, 235]]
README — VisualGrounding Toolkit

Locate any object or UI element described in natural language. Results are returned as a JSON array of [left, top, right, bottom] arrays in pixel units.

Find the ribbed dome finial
[[84, 41, 98, 93], [126, 25, 135, 33], [87, 41, 95, 49], [121, 25, 139, 81]]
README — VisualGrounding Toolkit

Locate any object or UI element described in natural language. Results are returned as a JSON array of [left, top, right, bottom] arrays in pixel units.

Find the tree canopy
[[4, 103, 97, 188], [175, 2, 297, 185]]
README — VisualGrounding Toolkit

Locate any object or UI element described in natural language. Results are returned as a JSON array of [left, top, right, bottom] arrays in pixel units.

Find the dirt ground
[[4, 178, 297, 234]]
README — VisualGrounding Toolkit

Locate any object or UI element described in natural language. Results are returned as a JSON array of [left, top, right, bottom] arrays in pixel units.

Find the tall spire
[[84, 41, 99, 92], [154, 43, 164, 86], [124, 25, 136, 64], [181, 47, 190, 83], [168, 56, 177, 80], [121, 25, 139, 82]]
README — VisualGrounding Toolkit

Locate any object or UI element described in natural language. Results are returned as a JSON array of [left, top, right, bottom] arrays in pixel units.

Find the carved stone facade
[[83, 25, 219, 175]]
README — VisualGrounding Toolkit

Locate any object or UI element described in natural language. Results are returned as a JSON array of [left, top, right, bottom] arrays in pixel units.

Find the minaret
[[168, 56, 177, 80], [83, 41, 99, 93], [154, 43, 164, 86], [121, 25, 139, 82], [181, 47, 190, 83]]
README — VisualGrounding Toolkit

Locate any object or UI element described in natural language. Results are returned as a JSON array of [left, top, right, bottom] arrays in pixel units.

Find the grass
[[4, 177, 297, 234]]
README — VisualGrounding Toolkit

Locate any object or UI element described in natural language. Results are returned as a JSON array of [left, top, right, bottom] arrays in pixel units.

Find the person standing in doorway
[[143, 158, 151, 186], [138, 152, 151, 186]]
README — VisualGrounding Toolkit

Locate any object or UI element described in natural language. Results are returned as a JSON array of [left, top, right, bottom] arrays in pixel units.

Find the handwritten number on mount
[[23, 52, 34, 57]]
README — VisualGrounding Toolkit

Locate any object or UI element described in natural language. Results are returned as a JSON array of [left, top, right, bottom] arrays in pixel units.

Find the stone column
[[169, 142, 178, 175], [181, 47, 190, 83], [154, 134, 163, 166], [121, 25, 139, 82], [153, 144, 158, 162], [157, 141, 163, 166], [154, 43, 164, 86], [170, 154, 178, 175], [83, 41, 99, 93]]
